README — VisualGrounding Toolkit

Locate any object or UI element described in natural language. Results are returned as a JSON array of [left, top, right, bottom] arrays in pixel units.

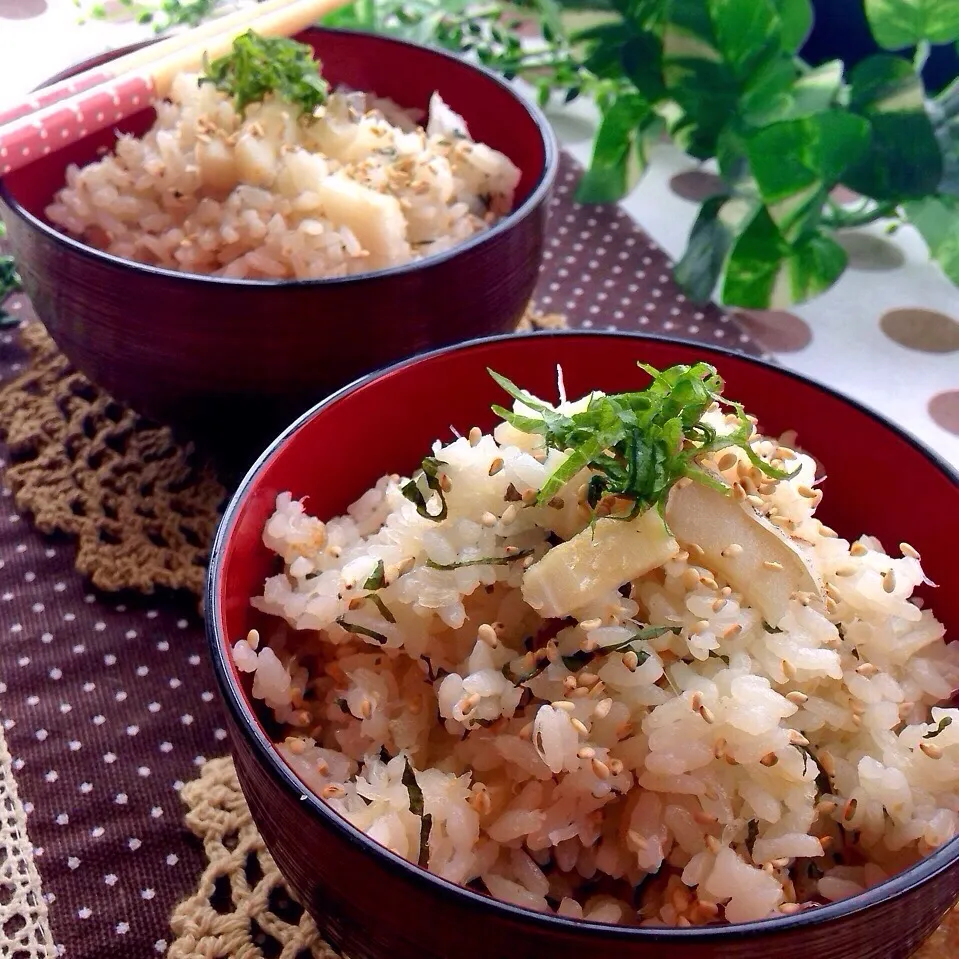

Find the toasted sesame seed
[[518, 722, 533, 740], [780, 902, 802, 915], [688, 543, 706, 558], [439, 472, 452, 493], [842, 798, 858, 821], [521, 488, 538, 505], [815, 799, 837, 816], [797, 485, 817, 500], [578, 672, 599, 688], [855, 663, 879, 677], [321, 783, 346, 799], [819, 835, 835, 851], [721, 543, 744, 558], [477, 624, 499, 648], [786, 691, 808, 705], [835, 565, 858, 577], [819, 751, 836, 776], [501, 504, 519, 525], [547, 495, 565, 509], [732, 483, 747, 503], [705, 835, 722, 853], [468, 426, 482, 447], [900, 542, 920, 560], [608, 758, 625, 776], [760, 752, 779, 767], [246, 628, 260, 651], [713, 738, 726, 760], [591, 758, 611, 779], [593, 698, 613, 720], [882, 569, 896, 593], [920, 741, 943, 759], [763, 560, 785, 571], [570, 717, 589, 737], [553, 700, 575, 712], [580, 618, 602, 632], [699, 705, 716, 724], [820, 524, 839, 538], [717, 452, 739, 471], [504, 545, 520, 556], [622, 651, 639, 671], [488, 457, 504, 476], [782, 659, 797, 680], [722, 623, 743, 640], [701, 576, 719, 591], [788, 729, 809, 746], [850, 542, 868, 557], [315, 758, 329, 775], [286, 738, 305, 755]]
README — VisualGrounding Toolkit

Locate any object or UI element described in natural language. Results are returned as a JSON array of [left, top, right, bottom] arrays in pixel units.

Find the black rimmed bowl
[[207, 332, 959, 959], [0, 28, 557, 449]]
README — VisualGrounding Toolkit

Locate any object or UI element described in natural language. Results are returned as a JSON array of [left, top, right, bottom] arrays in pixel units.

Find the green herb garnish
[[402, 758, 431, 867], [561, 624, 678, 671], [796, 744, 832, 799], [401, 457, 448, 522], [363, 560, 386, 591], [491, 362, 793, 519], [199, 30, 329, 117], [924, 716, 954, 739], [335, 618, 387, 644], [426, 549, 534, 571], [358, 560, 396, 623], [0, 222, 22, 326]]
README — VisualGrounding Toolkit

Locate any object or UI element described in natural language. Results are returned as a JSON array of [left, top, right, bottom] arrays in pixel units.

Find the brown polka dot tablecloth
[[0, 150, 767, 958]]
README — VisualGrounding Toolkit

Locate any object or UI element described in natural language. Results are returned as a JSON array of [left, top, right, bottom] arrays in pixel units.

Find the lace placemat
[[0, 722, 56, 959]]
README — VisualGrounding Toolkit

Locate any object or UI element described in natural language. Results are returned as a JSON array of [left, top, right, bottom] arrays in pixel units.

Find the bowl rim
[[207, 329, 959, 942], [0, 26, 559, 289]]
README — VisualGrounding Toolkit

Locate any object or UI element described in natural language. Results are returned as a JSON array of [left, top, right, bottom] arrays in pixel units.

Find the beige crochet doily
[[0, 322, 227, 598], [169, 756, 338, 959], [0, 722, 57, 959], [0, 309, 564, 601]]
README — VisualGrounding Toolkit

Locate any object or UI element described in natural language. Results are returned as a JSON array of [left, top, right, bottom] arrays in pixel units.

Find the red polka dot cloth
[[0, 153, 763, 958]]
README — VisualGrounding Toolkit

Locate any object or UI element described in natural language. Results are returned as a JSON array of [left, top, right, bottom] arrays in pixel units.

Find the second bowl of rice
[[0, 28, 556, 442], [207, 331, 959, 959]]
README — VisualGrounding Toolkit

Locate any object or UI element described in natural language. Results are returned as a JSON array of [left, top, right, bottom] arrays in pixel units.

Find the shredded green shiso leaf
[[490, 361, 795, 521], [199, 29, 329, 118]]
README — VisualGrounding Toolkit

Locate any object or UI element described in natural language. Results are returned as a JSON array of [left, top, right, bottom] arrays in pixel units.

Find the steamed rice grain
[[47, 78, 520, 279]]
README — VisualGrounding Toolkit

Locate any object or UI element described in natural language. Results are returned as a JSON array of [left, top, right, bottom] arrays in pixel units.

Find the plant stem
[[823, 201, 900, 229]]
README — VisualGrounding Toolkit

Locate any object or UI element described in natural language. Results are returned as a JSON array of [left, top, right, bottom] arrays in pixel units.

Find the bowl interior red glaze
[[216, 330, 958, 695], [5, 27, 547, 222]]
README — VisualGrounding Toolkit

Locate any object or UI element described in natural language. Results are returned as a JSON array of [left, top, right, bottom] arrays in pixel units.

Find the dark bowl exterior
[[0, 29, 557, 444], [208, 332, 959, 959]]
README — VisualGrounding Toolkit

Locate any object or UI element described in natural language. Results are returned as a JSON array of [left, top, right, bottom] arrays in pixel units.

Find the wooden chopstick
[[0, 0, 323, 129], [0, 0, 349, 178]]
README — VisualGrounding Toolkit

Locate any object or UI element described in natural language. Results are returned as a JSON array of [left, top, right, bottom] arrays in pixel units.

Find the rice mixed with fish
[[46, 34, 520, 280], [234, 362, 958, 926]]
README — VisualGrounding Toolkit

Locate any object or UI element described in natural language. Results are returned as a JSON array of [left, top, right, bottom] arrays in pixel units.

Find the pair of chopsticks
[[0, 0, 349, 178]]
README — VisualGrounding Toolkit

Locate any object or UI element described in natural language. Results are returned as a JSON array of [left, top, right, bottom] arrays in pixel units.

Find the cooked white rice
[[46, 78, 520, 279], [233, 382, 958, 926]]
